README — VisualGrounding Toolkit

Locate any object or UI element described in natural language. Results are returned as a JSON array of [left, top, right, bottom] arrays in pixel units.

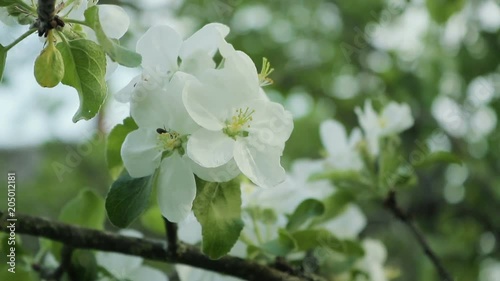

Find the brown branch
[[384, 191, 454, 281], [163, 217, 178, 256], [0, 210, 308, 281]]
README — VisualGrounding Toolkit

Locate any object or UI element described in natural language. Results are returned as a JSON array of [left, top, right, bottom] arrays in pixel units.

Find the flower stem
[[4, 28, 37, 51], [64, 18, 91, 28]]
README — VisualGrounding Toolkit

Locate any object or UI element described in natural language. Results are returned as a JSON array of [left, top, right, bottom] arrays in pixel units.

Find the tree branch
[[0, 210, 309, 281], [384, 191, 454, 281]]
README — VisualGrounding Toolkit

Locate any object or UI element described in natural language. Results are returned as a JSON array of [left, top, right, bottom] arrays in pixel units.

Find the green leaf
[[59, 189, 105, 230], [34, 42, 65, 88], [193, 178, 244, 259], [291, 229, 343, 252], [313, 190, 354, 225], [0, 44, 6, 82], [414, 151, 462, 168], [140, 205, 165, 235], [84, 6, 141, 67], [56, 38, 107, 122], [286, 199, 325, 232], [106, 117, 138, 180], [105, 170, 153, 228], [261, 229, 297, 256]]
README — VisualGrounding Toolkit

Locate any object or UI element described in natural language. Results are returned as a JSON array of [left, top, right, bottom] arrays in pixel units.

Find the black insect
[[34, 0, 65, 37], [156, 128, 168, 134]]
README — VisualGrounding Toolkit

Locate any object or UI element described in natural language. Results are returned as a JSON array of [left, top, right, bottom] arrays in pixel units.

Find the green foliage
[[0, 0, 17, 6], [59, 189, 105, 230], [426, 0, 465, 24], [286, 199, 325, 232], [106, 117, 138, 180], [260, 229, 297, 256], [56, 38, 107, 122], [314, 191, 354, 224], [105, 170, 153, 228], [193, 178, 244, 259], [34, 39, 64, 88], [70, 250, 99, 281], [414, 151, 462, 168], [84, 6, 141, 67]]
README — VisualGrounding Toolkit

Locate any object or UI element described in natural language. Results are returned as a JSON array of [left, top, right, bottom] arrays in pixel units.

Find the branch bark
[[384, 191, 454, 281], [0, 210, 309, 281]]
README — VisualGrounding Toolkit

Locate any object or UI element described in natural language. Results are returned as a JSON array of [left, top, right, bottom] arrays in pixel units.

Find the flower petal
[[248, 99, 294, 148], [320, 119, 348, 156], [180, 23, 230, 60], [96, 252, 142, 278], [137, 25, 181, 71], [98, 5, 130, 39], [157, 154, 196, 223], [187, 129, 235, 168], [131, 72, 194, 131], [381, 102, 414, 135], [189, 158, 240, 182], [115, 75, 141, 103], [121, 128, 162, 178], [233, 140, 286, 187], [182, 79, 226, 130]]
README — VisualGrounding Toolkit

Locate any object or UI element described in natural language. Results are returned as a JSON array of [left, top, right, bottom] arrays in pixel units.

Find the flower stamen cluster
[[223, 107, 255, 138]]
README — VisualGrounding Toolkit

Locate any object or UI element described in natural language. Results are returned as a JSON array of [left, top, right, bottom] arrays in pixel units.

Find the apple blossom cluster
[[117, 23, 294, 223], [320, 100, 414, 171]]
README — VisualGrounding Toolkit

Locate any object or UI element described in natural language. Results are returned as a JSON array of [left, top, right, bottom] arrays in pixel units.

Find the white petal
[[157, 154, 196, 223], [381, 102, 414, 135], [320, 119, 348, 156], [137, 25, 181, 71], [187, 129, 235, 168], [320, 204, 367, 239], [130, 75, 178, 129], [105, 56, 118, 80], [115, 75, 141, 103], [247, 99, 294, 148], [182, 79, 226, 130], [348, 127, 363, 147], [189, 158, 240, 182], [179, 51, 216, 78], [121, 129, 162, 178], [128, 266, 169, 281], [98, 5, 130, 39], [180, 23, 230, 60], [233, 141, 285, 188], [178, 213, 202, 244]]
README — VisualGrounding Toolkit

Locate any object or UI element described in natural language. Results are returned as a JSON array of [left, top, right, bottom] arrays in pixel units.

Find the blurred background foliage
[[1, 0, 499, 280]]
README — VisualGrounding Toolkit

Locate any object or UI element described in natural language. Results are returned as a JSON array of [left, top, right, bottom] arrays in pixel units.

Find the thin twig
[[163, 217, 178, 256], [0, 210, 311, 281], [384, 191, 454, 281]]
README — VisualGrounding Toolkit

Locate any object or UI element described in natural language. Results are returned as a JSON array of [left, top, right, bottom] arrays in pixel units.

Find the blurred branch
[[384, 191, 454, 281], [32, 245, 74, 281], [0, 210, 318, 281]]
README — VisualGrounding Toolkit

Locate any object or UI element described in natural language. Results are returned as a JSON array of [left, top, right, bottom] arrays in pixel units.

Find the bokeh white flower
[[355, 100, 414, 156]]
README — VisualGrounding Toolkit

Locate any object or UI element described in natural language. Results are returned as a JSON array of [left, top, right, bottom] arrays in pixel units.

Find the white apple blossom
[[354, 239, 388, 281], [183, 43, 294, 188], [121, 72, 239, 223], [355, 100, 414, 156], [96, 230, 168, 281], [320, 119, 363, 171], [115, 23, 230, 103]]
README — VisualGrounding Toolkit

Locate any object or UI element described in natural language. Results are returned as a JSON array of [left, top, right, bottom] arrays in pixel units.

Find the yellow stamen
[[258, 57, 274, 87]]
